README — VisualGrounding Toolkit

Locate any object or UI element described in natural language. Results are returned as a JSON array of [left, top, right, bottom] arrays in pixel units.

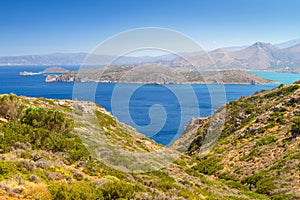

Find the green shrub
[[218, 171, 237, 181], [20, 107, 73, 133], [49, 181, 103, 200], [225, 180, 249, 191], [242, 171, 276, 195], [100, 180, 137, 200], [255, 178, 276, 195], [291, 116, 300, 138], [255, 135, 276, 147], [0, 106, 89, 163], [0, 94, 24, 120], [271, 194, 295, 200], [193, 157, 224, 175]]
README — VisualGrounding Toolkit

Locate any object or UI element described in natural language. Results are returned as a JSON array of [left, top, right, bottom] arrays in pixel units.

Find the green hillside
[[183, 83, 300, 199], [0, 83, 299, 199]]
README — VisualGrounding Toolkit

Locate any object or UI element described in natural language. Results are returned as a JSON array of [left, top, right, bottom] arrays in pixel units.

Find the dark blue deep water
[[0, 66, 280, 145]]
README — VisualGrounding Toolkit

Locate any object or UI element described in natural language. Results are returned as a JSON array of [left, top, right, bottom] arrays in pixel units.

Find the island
[[19, 66, 70, 76], [44, 64, 274, 84]]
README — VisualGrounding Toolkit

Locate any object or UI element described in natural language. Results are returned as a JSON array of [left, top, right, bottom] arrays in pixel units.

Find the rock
[[0, 117, 8, 123], [76, 161, 86, 168], [271, 106, 280, 112], [45, 74, 58, 82], [66, 176, 73, 184], [11, 142, 31, 151], [35, 160, 50, 169], [238, 133, 246, 139], [29, 175, 41, 183], [45, 171, 64, 181], [73, 171, 83, 181], [20, 160, 35, 171]]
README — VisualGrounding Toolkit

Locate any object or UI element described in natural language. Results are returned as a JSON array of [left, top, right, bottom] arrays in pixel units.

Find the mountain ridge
[[2, 39, 300, 73]]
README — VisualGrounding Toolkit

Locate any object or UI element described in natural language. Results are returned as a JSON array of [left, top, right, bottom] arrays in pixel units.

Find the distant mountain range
[[172, 41, 300, 73], [223, 38, 300, 51], [0, 52, 176, 66], [1, 38, 300, 73]]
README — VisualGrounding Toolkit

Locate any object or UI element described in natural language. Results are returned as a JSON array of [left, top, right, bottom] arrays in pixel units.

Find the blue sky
[[1, 0, 300, 56]]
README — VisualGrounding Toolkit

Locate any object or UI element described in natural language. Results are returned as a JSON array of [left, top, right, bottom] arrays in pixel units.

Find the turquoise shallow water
[[1, 66, 294, 145], [250, 71, 300, 84]]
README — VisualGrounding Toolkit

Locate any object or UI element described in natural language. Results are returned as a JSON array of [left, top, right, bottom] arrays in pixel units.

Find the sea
[[1, 66, 300, 145]]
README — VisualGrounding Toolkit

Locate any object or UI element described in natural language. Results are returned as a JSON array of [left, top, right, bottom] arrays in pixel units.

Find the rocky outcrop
[[45, 74, 81, 82]]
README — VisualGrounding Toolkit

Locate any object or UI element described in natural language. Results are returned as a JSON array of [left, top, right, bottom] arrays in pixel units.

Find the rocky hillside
[[0, 94, 269, 199], [182, 83, 300, 199]]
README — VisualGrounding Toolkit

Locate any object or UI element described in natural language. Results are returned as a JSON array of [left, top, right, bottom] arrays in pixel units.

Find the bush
[[291, 116, 300, 138], [49, 181, 103, 200], [100, 180, 137, 200], [242, 171, 276, 195], [23, 185, 52, 200], [0, 94, 23, 120], [20, 107, 73, 133], [0, 106, 89, 163], [193, 157, 224, 175]]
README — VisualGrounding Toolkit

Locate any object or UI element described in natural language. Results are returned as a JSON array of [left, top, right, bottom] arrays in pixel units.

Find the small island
[[19, 66, 70, 76]]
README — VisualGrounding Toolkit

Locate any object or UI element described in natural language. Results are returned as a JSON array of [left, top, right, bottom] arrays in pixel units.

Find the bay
[[0, 66, 281, 145]]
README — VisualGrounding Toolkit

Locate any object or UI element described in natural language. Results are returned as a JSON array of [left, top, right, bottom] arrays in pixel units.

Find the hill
[[180, 83, 300, 199], [0, 94, 270, 199], [0, 83, 299, 199], [45, 66, 274, 84]]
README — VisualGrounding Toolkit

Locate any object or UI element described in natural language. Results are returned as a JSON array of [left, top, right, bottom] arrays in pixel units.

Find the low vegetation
[[0, 82, 299, 199], [184, 83, 300, 199]]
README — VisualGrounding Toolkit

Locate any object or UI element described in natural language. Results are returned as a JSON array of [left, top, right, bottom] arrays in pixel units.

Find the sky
[[1, 0, 300, 56]]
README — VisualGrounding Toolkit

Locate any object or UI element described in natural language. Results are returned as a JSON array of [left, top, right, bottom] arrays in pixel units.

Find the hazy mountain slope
[[231, 42, 280, 69], [0, 53, 176, 66], [182, 83, 300, 199], [275, 38, 300, 49], [171, 42, 300, 72], [2, 39, 300, 72]]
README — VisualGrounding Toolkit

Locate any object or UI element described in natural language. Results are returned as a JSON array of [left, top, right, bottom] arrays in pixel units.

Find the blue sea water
[[0, 66, 284, 145], [250, 71, 300, 84]]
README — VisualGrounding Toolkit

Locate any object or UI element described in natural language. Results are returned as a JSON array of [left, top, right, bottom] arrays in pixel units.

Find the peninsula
[[44, 64, 274, 84]]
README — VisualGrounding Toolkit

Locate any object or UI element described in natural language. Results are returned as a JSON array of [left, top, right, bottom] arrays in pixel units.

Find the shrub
[[23, 185, 52, 200], [193, 157, 224, 175], [20, 107, 73, 133], [242, 171, 276, 195], [49, 181, 103, 200], [0, 94, 23, 120], [100, 180, 137, 200], [291, 116, 300, 138], [0, 106, 89, 162], [255, 135, 276, 147]]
